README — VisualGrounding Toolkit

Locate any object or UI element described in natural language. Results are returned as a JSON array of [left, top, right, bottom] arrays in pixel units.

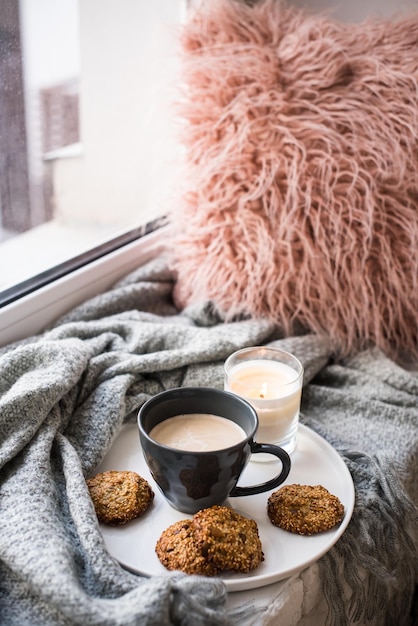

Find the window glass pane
[[0, 0, 184, 293]]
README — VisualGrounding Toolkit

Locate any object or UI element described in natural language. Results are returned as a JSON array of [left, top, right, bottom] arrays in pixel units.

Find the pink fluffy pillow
[[168, 0, 418, 360]]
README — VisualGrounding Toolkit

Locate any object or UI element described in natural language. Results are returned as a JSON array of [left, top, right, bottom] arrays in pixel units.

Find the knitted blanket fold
[[0, 256, 417, 626]]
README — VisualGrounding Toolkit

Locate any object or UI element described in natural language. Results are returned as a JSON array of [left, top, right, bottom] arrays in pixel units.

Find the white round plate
[[95, 423, 354, 592]]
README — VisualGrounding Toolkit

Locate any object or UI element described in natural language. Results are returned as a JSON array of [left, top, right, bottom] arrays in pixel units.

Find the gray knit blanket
[[0, 256, 417, 626]]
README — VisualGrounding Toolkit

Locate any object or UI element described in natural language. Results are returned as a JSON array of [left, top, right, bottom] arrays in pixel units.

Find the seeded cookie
[[87, 470, 154, 525], [267, 484, 344, 535], [193, 505, 264, 573], [155, 519, 220, 576]]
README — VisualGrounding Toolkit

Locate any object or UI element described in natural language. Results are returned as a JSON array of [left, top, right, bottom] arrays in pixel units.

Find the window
[[0, 0, 184, 299], [1, 0, 411, 346]]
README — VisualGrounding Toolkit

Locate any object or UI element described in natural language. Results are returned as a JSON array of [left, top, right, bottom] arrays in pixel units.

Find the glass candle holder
[[224, 346, 303, 456]]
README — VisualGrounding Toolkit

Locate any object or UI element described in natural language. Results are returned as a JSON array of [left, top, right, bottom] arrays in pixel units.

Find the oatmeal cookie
[[267, 484, 344, 535], [192, 505, 264, 573], [87, 470, 154, 525], [155, 519, 220, 576]]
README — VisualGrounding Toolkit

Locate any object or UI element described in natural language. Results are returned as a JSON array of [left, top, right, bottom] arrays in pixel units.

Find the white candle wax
[[226, 360, 302, 447]]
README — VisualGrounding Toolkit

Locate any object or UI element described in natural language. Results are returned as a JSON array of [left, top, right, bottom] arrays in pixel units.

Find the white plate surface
[[95, 423, 355, 592]]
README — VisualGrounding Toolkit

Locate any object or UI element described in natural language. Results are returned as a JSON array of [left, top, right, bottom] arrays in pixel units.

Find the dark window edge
[[0, 216, 167, 308]]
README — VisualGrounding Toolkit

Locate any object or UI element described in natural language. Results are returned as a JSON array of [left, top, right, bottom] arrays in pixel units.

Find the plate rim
[[96, 422, 355, 592]]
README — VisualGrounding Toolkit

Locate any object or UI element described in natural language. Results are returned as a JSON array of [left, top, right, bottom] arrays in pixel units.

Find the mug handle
[[229, 442, 291, 497]]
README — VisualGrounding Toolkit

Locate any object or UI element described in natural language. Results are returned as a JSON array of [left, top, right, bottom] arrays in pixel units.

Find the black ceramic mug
[[138, 387, 291, 514]]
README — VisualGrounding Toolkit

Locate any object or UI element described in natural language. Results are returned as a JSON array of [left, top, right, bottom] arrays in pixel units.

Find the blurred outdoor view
[[0, 0, 413, 293], [0, 0, 184, 291]]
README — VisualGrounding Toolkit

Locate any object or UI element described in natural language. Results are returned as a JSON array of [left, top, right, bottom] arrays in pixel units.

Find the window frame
[[0, 222, 169, 348]]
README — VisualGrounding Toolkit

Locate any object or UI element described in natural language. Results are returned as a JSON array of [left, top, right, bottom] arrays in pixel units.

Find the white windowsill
[[43, 142, 83, 161], [0, 224, 169, 347], [0, 219, 128, 291]]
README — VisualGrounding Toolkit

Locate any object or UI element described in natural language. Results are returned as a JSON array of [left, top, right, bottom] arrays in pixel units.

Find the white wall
[[51, 0, 185, 230], [20, 0, 79, 88]]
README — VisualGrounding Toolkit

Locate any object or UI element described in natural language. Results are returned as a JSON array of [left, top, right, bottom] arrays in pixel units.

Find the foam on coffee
[[149, 413, 246, 452]]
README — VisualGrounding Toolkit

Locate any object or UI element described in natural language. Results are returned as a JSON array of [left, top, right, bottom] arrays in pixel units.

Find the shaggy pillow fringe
[[169, 0, 418, 361]]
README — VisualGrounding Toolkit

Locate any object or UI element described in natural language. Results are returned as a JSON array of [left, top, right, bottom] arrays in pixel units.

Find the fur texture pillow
[[168, 0, 418, 360]]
